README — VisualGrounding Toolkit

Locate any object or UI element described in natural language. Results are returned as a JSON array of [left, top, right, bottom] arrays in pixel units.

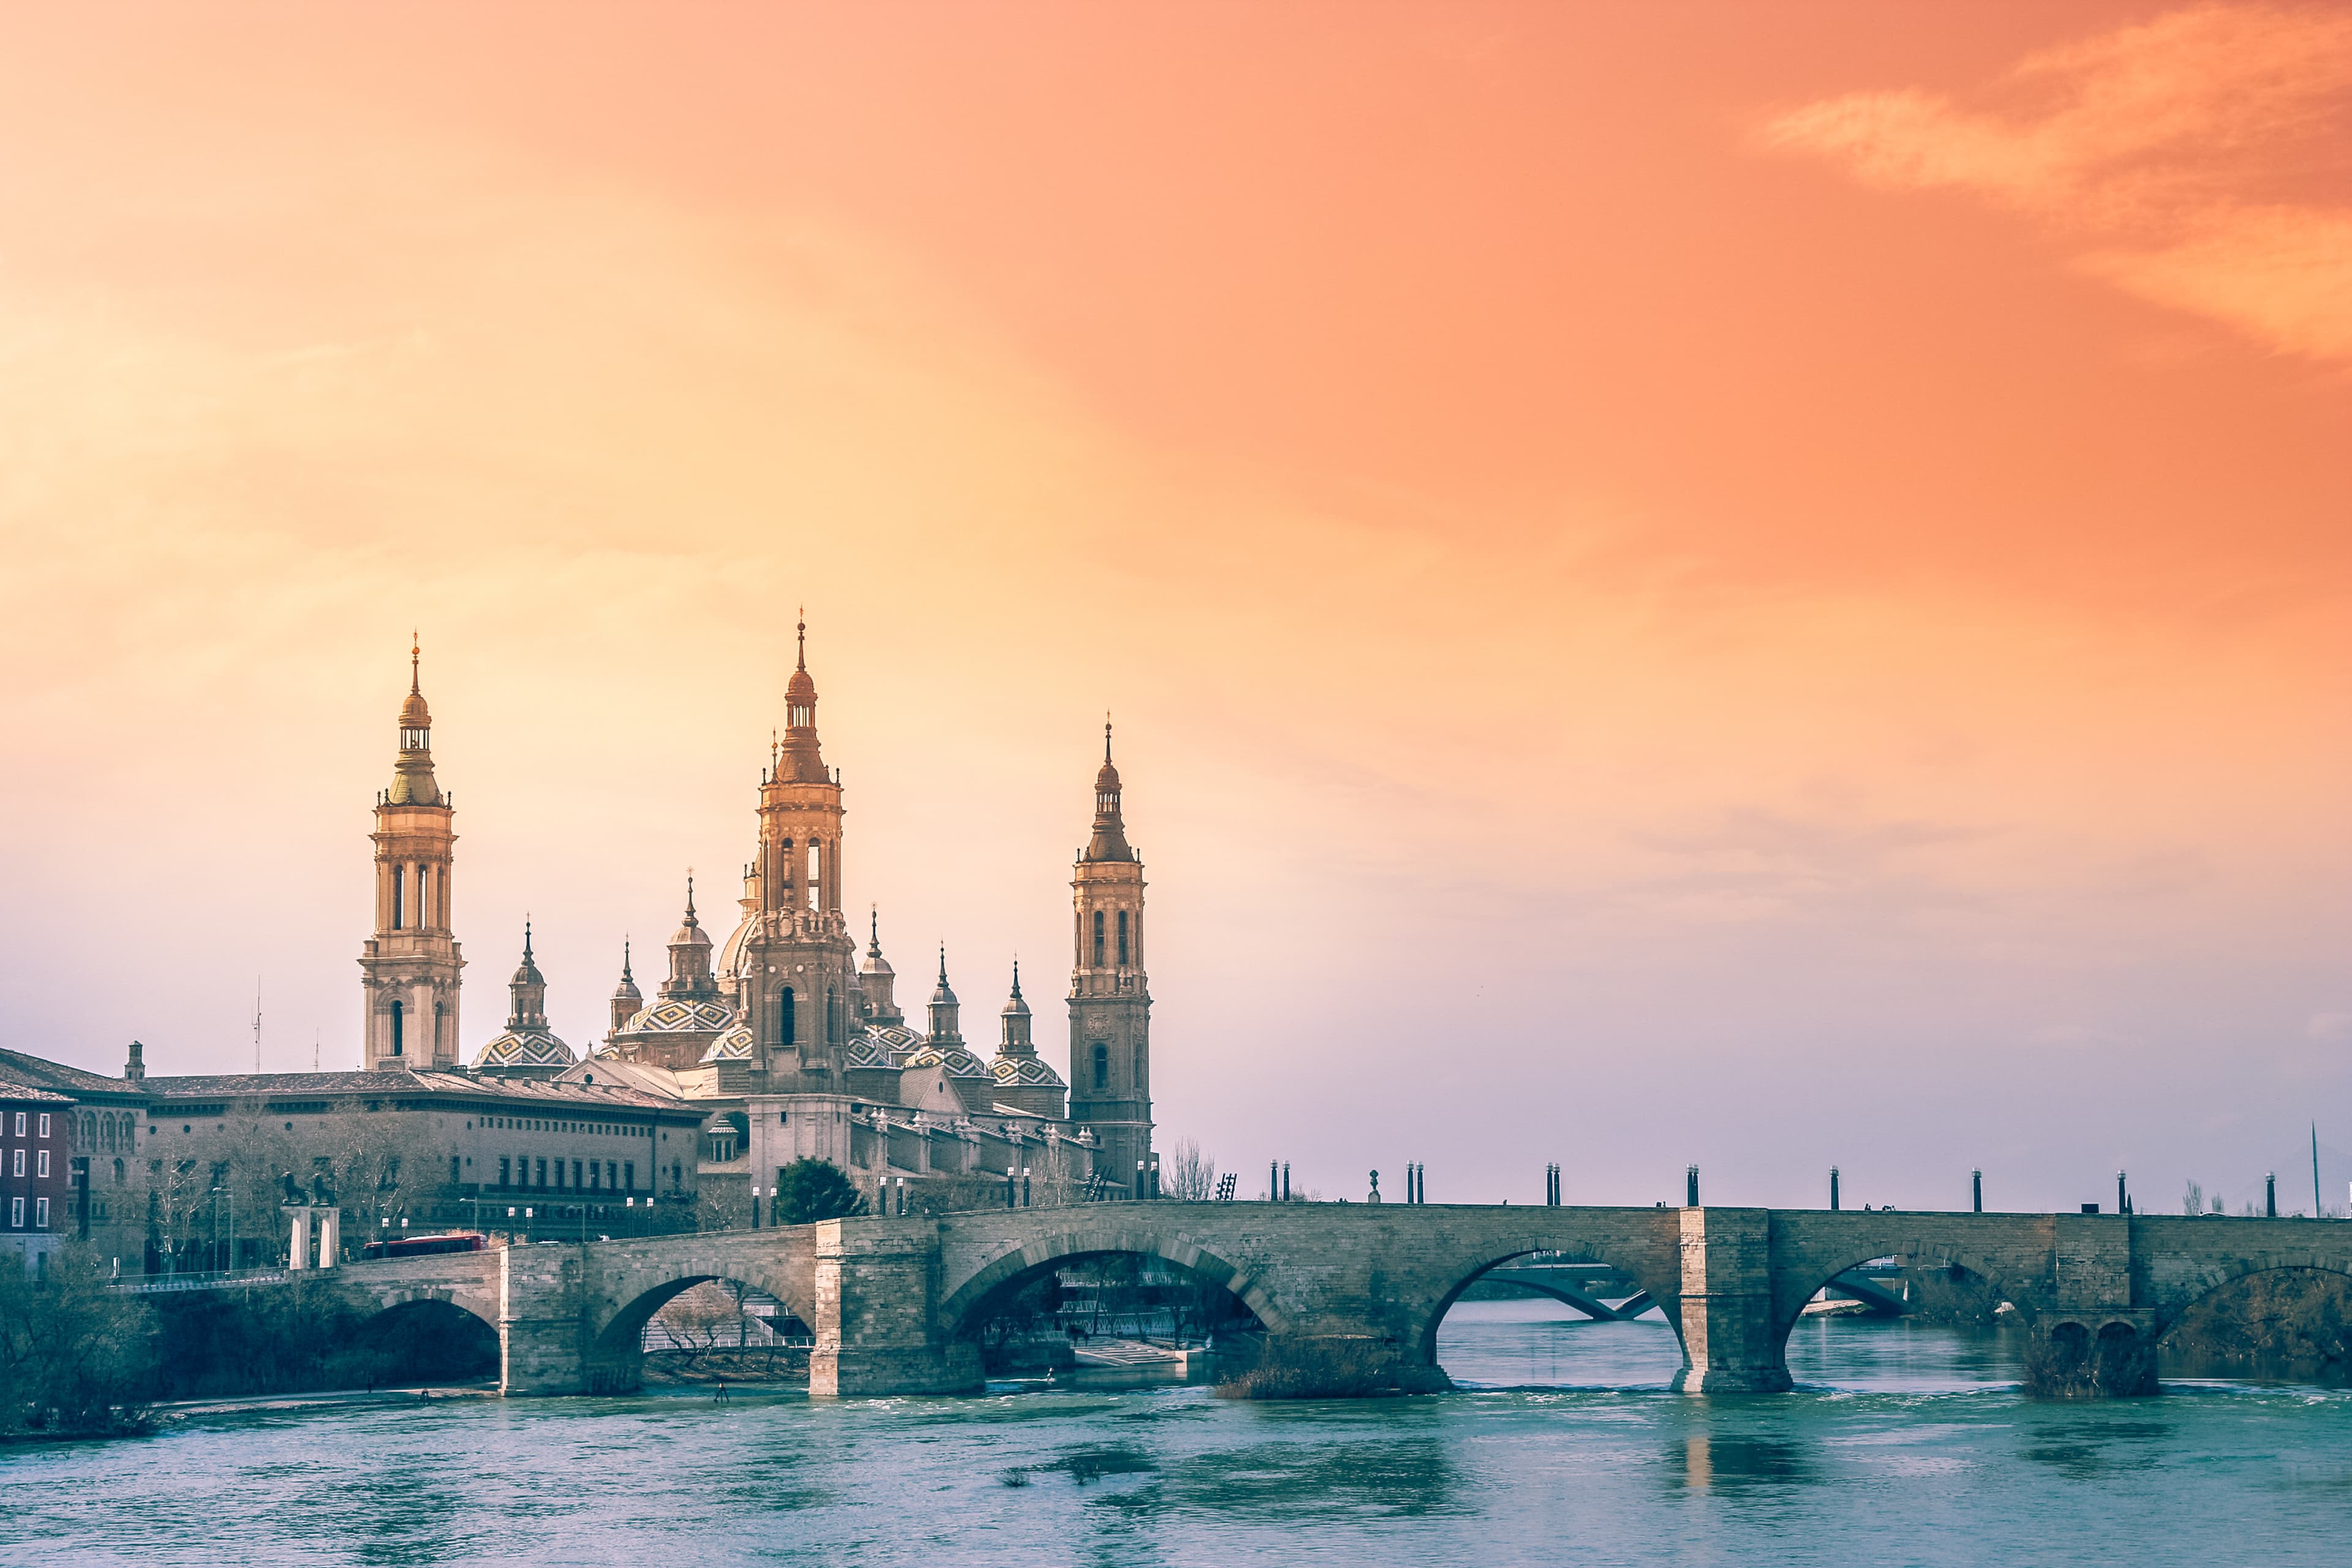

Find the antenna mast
[[253, 978, 263, 1073]]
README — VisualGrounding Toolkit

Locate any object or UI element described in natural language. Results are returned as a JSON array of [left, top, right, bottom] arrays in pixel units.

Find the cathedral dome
[[624, 998, 735, 1036], [907, 1044, 991, 1083], [473, 1027, 575, 1071], [993, 1055, 1065, 1089], [700, 1023, 756, 1063]]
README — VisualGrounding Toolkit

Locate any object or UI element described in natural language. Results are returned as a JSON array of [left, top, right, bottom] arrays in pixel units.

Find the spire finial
[[411, 632, 421, 695], [1106, 711, 1114, 764], [1011, 956, 1022, 998], [938, 941, 948, 982], [684, 869, 697, 922], [796, 608, 806, 671], [869, 903, 879, 951], [622, 938, 633, 981], [523, 914, 532, 960]]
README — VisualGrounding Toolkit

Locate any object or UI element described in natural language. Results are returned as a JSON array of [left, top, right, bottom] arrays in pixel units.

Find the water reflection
[[9, 1314, 2352, 1568], [1670, 1431, 1817, 1492]]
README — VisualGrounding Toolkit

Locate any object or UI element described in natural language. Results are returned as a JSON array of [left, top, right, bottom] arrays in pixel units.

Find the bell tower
[[359, 638, 464, 1070], [734, 616, 858, 1091], [1068, 721, 1152, 1186]]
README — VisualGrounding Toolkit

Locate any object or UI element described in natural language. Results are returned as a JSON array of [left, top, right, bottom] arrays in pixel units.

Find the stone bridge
[[321, 1203, 2352, 1397]]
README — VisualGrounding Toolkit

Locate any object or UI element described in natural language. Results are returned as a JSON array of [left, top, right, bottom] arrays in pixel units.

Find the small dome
[[474, 1028, 575, 1070], [399, 689, 431, 729], [993, 1055, 1065, 1088], [786, 665, 816, 703], [612, 969, 643, 1003], [701, 1023, 756, 1063], [624, 998, 736, 1036], [1095, 757, 1120, 793], [671, 917, 711, 949], [907, 1044, 990, 1080]]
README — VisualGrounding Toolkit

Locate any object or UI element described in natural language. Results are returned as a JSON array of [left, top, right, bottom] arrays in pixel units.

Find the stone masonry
[[321, 1202, 2352, 1398]]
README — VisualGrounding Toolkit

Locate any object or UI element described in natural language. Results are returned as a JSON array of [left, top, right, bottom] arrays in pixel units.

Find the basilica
[[360, 625, 1158, 1215]]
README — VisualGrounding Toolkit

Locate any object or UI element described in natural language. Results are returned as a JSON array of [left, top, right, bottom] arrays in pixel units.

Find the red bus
[[360, 1231, 490, 1261]]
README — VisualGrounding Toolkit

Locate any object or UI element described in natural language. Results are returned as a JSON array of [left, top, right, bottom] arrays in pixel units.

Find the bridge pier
[[499, 1243, 594, 1396], [1670, 1208, 1792, 1393], [809, 1218, 982, 1397]]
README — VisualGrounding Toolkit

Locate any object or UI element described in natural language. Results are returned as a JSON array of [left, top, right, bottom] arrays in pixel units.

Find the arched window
[[81, 1113, 96, 1148], [1117, 910, 1129, 965], [112, 1158, 125, 1186], [778, 987, 797, 1047], [391, 864, 405, 929], [808, 841, 822, 910], [390, 1000, 405, 1057], [418, 865, 432, 929], [1093, 910, 1106, 967], [1092, 1042, 1109, 1091], [826, 986, 839, 1045]]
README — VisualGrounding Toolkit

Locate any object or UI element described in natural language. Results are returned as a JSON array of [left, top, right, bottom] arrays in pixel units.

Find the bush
[[0, 1248, 157, 1437], [1214, 1335, 1442, 1400]]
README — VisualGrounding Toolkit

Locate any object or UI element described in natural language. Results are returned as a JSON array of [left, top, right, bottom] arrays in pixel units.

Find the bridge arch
[[1415, 1232, 1684, 1371], [1766, 1233, 2024, 1349], [2147, 1254, 2352, 1342], [940, 1226, 1291, 1342], [586, 1265, 818, 1394]]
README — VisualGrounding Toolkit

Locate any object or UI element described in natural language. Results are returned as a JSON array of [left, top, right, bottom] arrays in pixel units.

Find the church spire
[[388, 637, 442, 807], [507, 921, 547, 1030], [1084, 715, 1132, 862], [776, 614, 827, 783]]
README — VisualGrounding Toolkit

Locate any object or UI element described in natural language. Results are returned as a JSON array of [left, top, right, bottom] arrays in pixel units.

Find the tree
[[773, 1158, 868, 1226], [0, 1247, 157, 1434], [1163, 1137, 1218, 1202]]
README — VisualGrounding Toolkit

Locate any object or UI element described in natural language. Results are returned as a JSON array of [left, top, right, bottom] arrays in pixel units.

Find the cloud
[[1759, 4, 2352, 360]]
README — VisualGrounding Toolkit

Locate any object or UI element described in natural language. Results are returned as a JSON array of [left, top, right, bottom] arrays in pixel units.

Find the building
[[0, 616, 1159, 1270], [0, 1073, 74, 1273], [543, 620, 1159, 1216]]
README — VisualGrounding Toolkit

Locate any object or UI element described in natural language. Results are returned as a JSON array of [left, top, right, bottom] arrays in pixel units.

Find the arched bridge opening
[[943, 1232, 1283, 1384], [1420, 1246, 1684, 1390], [587, 1273, 818, 1396], [347, 1297, 502, 1388], [2154, 1261, 2352, 1387]]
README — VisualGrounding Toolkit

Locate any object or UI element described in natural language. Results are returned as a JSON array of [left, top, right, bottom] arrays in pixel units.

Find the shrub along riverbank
[[0, 1247, 499, 1438]]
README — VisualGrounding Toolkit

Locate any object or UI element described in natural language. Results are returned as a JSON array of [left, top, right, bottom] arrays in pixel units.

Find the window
[[450, 1155, 461, 1185], [33, 1198, 46, 1229], [37, 1114, 48, 1138], [391, 863, 405, 929], [1117, 910, 1128, 965], [420, 865, 433, 929], [536, 1158, 548, 1188], [1093, 1044, 1109, 1091], [36, 1152, 48, 1178], [572, 1160, 582, 1189], [499, 1157, 510, 1188], [7, 1197, 18, 1228], [1093, 910, 1106, 967], [113, 1158, 124, 1186], [778, 987, 796, 1046], [809, 840, 821, 910], [671, 1161, 682, 1188], [390, 1000, 404, 1057], [588, 1163, 600, 1192], [606, 1162, 617, 1190], [10, 1112, 21, 1136], [9, 1150, 20, 1177], [624, 1161, 635, 1192]]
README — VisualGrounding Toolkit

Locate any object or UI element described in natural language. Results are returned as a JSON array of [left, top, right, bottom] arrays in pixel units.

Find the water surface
[[4, 1299, 2346, 1566]]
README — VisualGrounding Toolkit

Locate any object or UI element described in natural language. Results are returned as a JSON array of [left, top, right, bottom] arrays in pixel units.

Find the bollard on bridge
[[1829, 1167, 1839, 1211]]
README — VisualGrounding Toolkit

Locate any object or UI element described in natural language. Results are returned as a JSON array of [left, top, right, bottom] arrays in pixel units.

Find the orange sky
[[1, 2, 2345, 1209]]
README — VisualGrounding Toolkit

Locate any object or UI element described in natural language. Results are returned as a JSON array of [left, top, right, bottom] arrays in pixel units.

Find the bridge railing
[[111, 1267, 295, 1295]]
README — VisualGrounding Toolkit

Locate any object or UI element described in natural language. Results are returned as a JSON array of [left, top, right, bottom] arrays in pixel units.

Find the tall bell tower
[[734, 617, 858, 1091], [358, 638, 464, 1070], [1068, 722, 1153, 1187]]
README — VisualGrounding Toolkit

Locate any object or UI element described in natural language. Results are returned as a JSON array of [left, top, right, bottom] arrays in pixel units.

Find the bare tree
[[1163, 1137, 1218, 1202]]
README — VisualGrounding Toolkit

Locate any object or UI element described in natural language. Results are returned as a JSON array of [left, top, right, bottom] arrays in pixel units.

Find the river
[[4, 1298, 2346, 1566]]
